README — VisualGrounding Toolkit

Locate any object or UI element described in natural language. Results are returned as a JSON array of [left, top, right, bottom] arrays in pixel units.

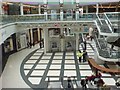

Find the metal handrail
[[104, 19, 113, 33], [96, 13, 103, 25], [104, 13, 112, 26], [94, 35, 102, 49]]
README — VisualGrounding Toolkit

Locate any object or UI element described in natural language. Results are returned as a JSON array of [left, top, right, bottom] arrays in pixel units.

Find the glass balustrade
[[1, 12, 119, 25], [105, 12, 119, 20], [1, 13, 98, 25]]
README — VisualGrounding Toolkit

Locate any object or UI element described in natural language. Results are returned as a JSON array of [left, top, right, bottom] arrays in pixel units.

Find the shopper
[[89, 26, 93, 41], [77, 50, 83, 63], [67, 77, 72, 88], [83, 41, 87, 50], [83, 50, 88, 62], [81, 79, 87, 89]]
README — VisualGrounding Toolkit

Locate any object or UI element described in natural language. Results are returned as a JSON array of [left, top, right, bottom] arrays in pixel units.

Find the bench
[[88, 58, 120, 75]]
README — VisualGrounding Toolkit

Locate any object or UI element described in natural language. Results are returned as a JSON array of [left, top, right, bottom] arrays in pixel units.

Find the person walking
[[81, 79, 87, 89], [67, 77, 72, 88], [77, 50, 83, 63], [83, 41, 87, 50], [83, 50, 88, 62], [89, 26, 93, 41]]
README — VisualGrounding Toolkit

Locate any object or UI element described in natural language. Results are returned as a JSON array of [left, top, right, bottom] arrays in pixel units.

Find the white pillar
[[44, 28, 48, 54], [76, 33, 79, 50], [20, 3, 24, 15], [86, 6, 88, 13], [60, 0, 63, 3], [30, 28, 33, 44], [96, 3, 99, 14], [76, 10, 79, 20], [76, 0, 79, 3], [44, 11, 47, 20], [44, 0, 47, 4], [37, 28, 40, 41], [60, 10, 63, 21], [38, 4, 41, 14]]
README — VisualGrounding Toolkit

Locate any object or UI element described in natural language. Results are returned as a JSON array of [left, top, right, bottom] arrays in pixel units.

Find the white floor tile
[[86, 50, 94, 52], [28, 77, 42, 85], [35, 65, 47, 69], [44, 53, 53, 55], [33, 53, 42, 56], [26, 60, 37, 64], [66, 52, 74, 55], [64, 65, 76, 69], [64, 70, 76, 76], [65, 56, 74, 59], [80, 70, 93, 76], [24, 70, 30, 75], [55, 53, 63, 55], [49, 65, 61, 69], [41, 56, 51, 59], [24, 64, 33, 69], [39, 60, 49, 64], [65, 60, 75, 63], [47, 70, 60, 76], [45, 77, 59, 81], [52, 60, 62, 64], [101, 73, 111, 76], [53, 56, 63, 59], [79, 65, 91, 69], [63, 77, 77, 80], [31, 70, 45, 76], [102, 78, 116, 85], [88, 53, 94, 56], [30, 56, 40, 59]]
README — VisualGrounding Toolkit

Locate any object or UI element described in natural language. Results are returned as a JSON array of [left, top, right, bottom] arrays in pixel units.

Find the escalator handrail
[[96, 13, 103, 25], [94, 35, 102, 49], [104, 19, 113, 33], [104, 13, 112, 26]]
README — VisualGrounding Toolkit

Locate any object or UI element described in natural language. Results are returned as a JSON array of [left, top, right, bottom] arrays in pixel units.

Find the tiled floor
[[1, 42, 117, 89]]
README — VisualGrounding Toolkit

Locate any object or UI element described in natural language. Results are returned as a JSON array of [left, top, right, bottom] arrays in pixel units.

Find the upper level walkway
[[1, 12, 119, 35]]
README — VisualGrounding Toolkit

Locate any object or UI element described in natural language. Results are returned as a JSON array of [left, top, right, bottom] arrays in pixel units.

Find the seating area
[[88, 58, 120, 75]]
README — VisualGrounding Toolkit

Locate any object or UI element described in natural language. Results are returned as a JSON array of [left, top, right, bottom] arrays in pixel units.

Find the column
[[76, 10, 79, 20], [37, 28, 40, 41], [86, 6, 88, 13], [38, 4, 41, 14], [76, 0, 79, 3], [20, 3, 24, 15], [60, 0, 63, 3], [96, 3, 99, 14], [30, 28, 33, 45], [43, 28, 48, 54], [60, 9, 63, 21], [76, 3, 79, 20], [76, 33, 79, 51]]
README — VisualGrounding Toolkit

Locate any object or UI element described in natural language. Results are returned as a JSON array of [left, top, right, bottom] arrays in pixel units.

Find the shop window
[[4, 38, 13, 53]]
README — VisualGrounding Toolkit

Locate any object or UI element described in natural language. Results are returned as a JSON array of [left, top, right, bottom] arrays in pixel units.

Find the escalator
[[95, 14, 112, 34], [94, 32, 120, 60], [108, 37, 120, 47]]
